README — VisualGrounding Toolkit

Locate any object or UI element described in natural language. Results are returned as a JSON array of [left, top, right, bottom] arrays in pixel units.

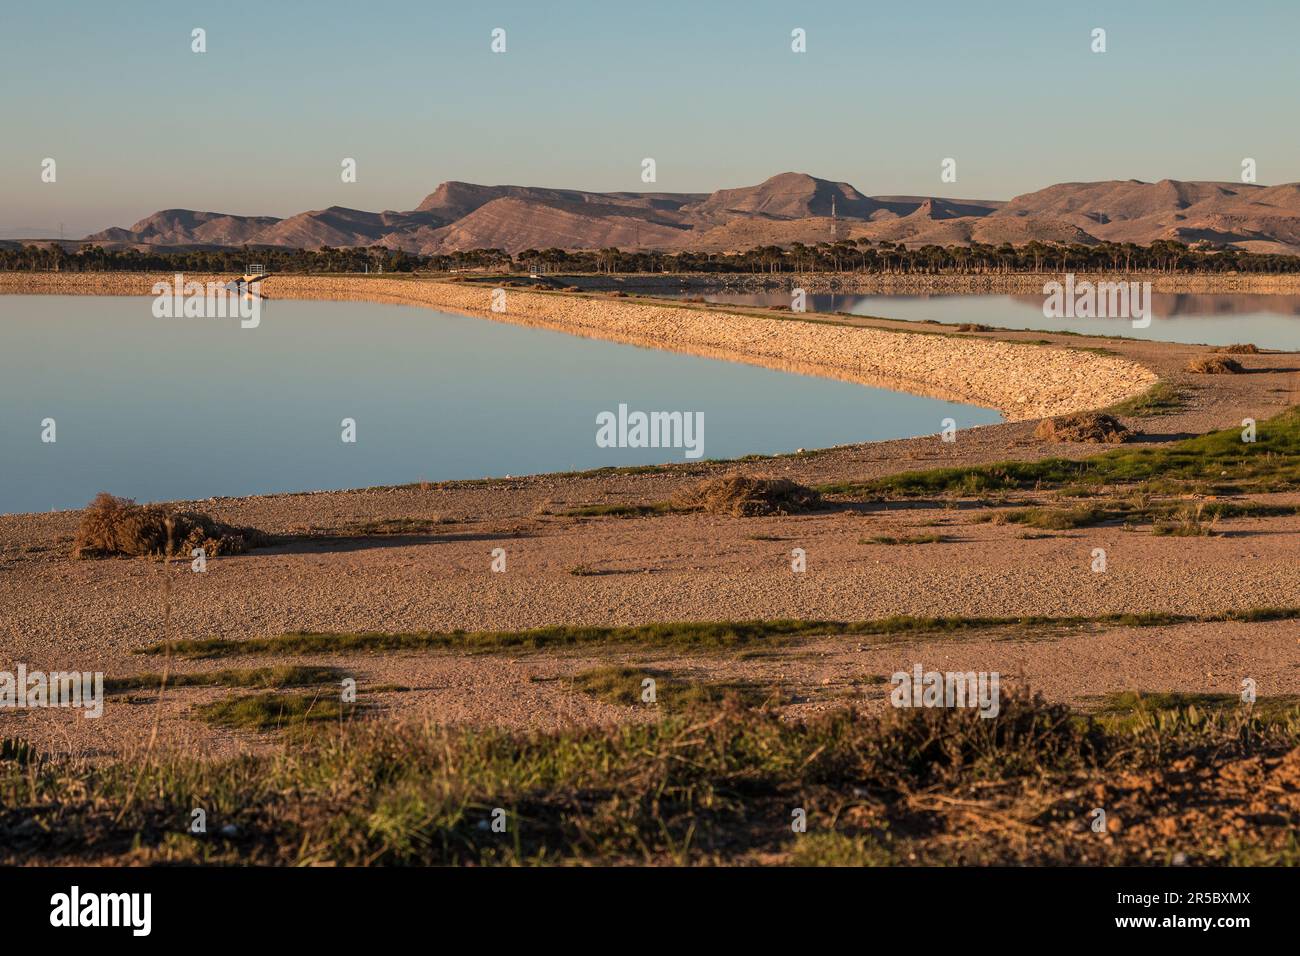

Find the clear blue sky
[[2, 0, 1297, 235]]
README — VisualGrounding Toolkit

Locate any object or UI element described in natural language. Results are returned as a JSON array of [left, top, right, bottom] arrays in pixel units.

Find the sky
[[2, 0, 1298, 235]]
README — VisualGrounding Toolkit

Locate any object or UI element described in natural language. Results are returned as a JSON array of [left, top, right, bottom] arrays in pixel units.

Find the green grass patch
[[571, 665, 778, 709], [193, 691, 360, 733], [1092, 690, 1300, 733], [976, 505, 1113, 530], [337, 517, 455, 535], [1151, 505, 1217, 536], [1106, 381, 1184, 417], [5, 689, 1298, 865], [820, 406, 1300, 499], [105, 665, 343, 694], [787, 831, 897, 866], [141, 620, 839, 659], [561, 503, 676, 518], [863, 533, 946, 545], [137, 607, 1300, 660], [976, 498, 1297, 534]]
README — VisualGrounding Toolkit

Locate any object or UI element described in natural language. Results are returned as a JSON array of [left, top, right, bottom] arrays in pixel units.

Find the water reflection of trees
[[1008, 292, 1300, 318]]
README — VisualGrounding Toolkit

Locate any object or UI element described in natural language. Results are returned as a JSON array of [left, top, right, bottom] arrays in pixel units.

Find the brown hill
[[415, 181, 703, 222], [683, 172, 882, 225], [418, 197, 690, 253], [82, 174, 1300, 255], [995, 179, 1241, 223], [989, 179, 1300, 250], [968, 217, 1100, 247], [95, 209, 279, 246], [246, 207, 443, 249]]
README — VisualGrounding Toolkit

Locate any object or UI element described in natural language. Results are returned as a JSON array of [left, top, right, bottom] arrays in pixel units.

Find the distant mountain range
[[71, 172, 1300, 255]]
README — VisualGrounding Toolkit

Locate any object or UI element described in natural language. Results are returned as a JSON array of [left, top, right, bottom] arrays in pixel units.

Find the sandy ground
[[1, 275, 1297, 758]]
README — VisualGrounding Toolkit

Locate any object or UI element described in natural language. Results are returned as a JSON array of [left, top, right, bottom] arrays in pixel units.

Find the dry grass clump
[[1151, 502, 1218, 537], [1214, 343, 1260, 354], [1186, 355, 1244, 374], [954, 323, 991, 332], [1033, 412, 1130, 444], [674, 474, 823, 517], [864, 533, 945, 545], [73, 492, 269, 559]]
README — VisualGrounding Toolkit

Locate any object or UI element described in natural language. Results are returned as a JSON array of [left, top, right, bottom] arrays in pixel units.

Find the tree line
[[4, 238, 1300, 274]]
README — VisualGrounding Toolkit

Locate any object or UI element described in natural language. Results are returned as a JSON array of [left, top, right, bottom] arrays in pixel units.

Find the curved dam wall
[[0, 273, 1158, 420]]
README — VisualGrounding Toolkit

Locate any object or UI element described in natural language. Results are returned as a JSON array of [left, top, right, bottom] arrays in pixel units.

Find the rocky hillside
[[82, 173, 1300, 255]]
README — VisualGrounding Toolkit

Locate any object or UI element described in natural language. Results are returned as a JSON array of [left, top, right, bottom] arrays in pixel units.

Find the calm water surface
[[653, 290, 1300, 350], [0, 296, 1000, 514]]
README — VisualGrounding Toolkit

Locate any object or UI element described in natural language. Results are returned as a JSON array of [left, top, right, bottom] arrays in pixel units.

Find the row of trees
[[513, 239, 1300, 275], [0, 244, 431, 274], [5, 238, 1300, 275]]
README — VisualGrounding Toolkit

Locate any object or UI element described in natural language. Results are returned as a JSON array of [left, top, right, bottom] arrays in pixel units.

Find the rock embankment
[[677, 272, 1300, 294], [0, 273, 1157, 419]]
